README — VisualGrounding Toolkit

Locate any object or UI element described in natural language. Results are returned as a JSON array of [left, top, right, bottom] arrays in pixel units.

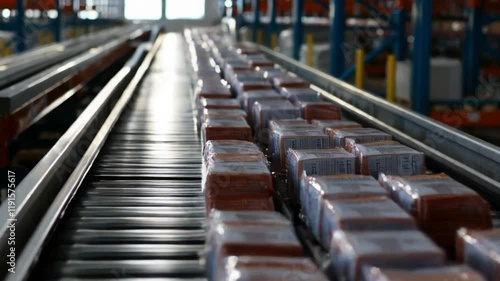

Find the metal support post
[[330, 0, 345, 77], [252, 0, 260, 42], [292, 0, 303, 60]]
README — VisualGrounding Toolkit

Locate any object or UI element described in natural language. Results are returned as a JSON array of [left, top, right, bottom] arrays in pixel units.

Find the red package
[[217, 256, 323, 281], [203, 109, 248, 122], [344, 138, 399, 153], [456, 228, 500, 281], [354, 143, 425, 177], [272, 75, 310, 89], [252, 100, 302, 144], [280, 87, 321, 103], [200, 98, 241, 110], [203, 159, 273, 206], [363, 265, 487, 281], [379, 173, 492, 251], [321, 197, 416, 249], [312, 120, 362, 132], [207, 210, 291, 230], [326, 127, 392, 148], [297, 101, 342, 121], [202, 118, 252, 142], [240, 89, 282, 116], [301, 175, 388, 241], [330, 230, 446, 281], [203, 140, 264, 162]]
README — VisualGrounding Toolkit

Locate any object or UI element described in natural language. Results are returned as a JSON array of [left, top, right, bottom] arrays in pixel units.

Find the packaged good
[[194, 83, 232, 100], [280, 87, 322, 103], [222, 267, 328, 281], [344, 139, 399, 153], [203, 159, 273, 198], [272, 75, 310, 89], [205, 195, 275, 215], [203, 140, 264, 162], [217, 256, 323, 281], [354, 143, 425, 177], [207, 210, 291, 230], [312, 120, 362, 132], [252, 100, 302, 144], [380, 173, 492, 250], [268, 120, 316, 156], [330, 230, 446, 281], [270, 128, 330, 172], [300, 175, 388, 240], [326, 127, 392, 148], [247, 58, 275, 68], [456, 228, 500, 281], [363, 265, 487, 281], [203, 109, 248, 122], [240, 89, 282, 115], [202, 118, 252, 142], [206, 224, 304, 280], [262, 68, 289, 81], [286, 148, 355, 196], [200, 98, 241, 110], [321, 197, 416, 248], [234, 81, 273, 98], [297, 101, 342, 121]]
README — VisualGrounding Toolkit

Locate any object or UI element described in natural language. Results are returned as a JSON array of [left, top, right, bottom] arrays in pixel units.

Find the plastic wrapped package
[[205, 195, 275, 215], [296, 101, 342, 121], [272, 75, 311, 89], [194, 82, 232, 101], [203, 140, 265, 164], [234, 80, 274, 98], [280, 87, 322, 103], [247, 58, 275, 68], [200, 98, 241, 110], [321, 197, 416, 249], [326, 127, 392, 148], [207, 210, 291, 231], [300, 175, 388, 240], [262, 68, 289, 81], [270, 128, 330, 172], [240, 89, 282, 115], [379, 173, 492, 250], [354, 143, 425, 177], [252, 100, 302, 144], [223, 62, 253, 81], [222, 266, 328, 281], [363, 265, 487, 281], [203, 109, 248, 123], [312, 120, 362, 132], [344, 139, 399, 153], [456, 228, 500, 281], [203, 158, 273, 196], [206, 224, 304, 280], [202, 118, 252, 142], [268, 120, 316, 156], [217, 256, 325, 281], [286, 148, 355, 197], [330, 230, 446, 281]]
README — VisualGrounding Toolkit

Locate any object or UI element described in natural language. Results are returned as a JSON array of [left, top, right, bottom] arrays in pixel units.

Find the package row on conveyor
[[186, 28, 498, 281]]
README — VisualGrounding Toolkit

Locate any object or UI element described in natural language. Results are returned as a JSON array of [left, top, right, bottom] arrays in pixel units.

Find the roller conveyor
[[25, 34, 206, 280]]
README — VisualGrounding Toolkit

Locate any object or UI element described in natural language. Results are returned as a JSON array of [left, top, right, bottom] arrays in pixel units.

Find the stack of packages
[[456, 228, 500, 281], [187, 31, 328, 281], [189, 29, 495, 281], [380, 173, 492, 252], [205, 210, 328, 281], [363, 265, 487, 281]]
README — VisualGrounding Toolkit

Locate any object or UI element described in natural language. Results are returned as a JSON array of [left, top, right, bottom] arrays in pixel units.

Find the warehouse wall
[[162, 0, 221, 31]]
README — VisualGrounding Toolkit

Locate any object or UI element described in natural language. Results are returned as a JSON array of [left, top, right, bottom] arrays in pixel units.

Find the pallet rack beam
[[16, 0, 25, 52], [252, 0, 261, 42], [268, 0, 277, 46]]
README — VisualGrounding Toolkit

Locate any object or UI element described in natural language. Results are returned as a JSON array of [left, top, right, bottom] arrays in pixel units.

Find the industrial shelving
[[226, 0, 500, 127]]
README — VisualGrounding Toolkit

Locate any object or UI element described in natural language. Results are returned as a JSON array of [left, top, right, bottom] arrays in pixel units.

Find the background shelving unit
[[223, 0, 500, 130]]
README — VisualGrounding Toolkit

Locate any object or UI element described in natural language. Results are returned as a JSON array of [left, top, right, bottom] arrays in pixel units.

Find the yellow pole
[[257, 29, 263, 45], [386, 54, 396, 102], [355, 49, 365, 89], [306, 34, 314, 67], [271, 32, 278, 50], [0, 40, 6, 57]]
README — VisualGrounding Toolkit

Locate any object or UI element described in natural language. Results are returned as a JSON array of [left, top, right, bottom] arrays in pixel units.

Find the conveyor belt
[[28, 34, 206, 280]]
